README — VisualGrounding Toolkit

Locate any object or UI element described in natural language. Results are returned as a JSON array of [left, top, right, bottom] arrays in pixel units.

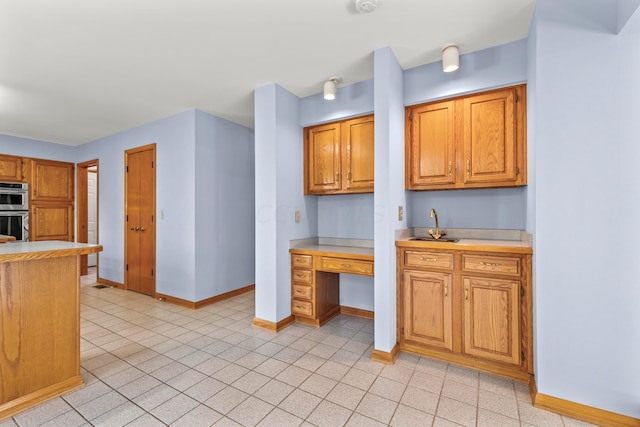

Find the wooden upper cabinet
[[463, 88, 517, 185], [343, 115, 374, 192], [0, 154, 24, 182], [406, 84, 526, 191], [406, 100, 456, 187], [304, 114, 374, 195], [30, 159, 74, 202], [305, 122, 341, 193]]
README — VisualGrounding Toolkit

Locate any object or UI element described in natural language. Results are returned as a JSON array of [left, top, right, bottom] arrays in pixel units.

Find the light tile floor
[[1, 278, 598, 427]]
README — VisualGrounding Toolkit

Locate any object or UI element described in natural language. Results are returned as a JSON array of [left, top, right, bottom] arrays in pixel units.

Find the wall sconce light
[[323, 77, 341, 100], [442, 44, 460, 73]]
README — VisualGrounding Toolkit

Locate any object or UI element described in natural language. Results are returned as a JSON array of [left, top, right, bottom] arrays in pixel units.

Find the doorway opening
[[77, 159, 99, 279]]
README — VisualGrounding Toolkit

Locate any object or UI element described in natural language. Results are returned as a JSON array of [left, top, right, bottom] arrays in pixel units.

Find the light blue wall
[[194, 111, 255, 301], [76, 111, 197, 297], [531, 0, 640, 417], [254, 84, 317, 323], [0, 134, 75, 162], [403, 39, 529, 231], [373, 46, 407, 352]]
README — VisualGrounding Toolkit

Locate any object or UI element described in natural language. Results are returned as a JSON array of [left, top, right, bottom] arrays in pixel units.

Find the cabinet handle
[[465, 284, 469, 301], [295, 289, 306, 294], [466, 160, 470, 177], [444, 282, 448, 298], [448, 161, 452, 177], [347, 171, 352, 182], [295, 305, 306, 310], [295, 259, 306, 264], [480, 261, 500, 267], [336, 172, 339, 183], [341, 263, 352, 268], [420, 257, 438, 262]]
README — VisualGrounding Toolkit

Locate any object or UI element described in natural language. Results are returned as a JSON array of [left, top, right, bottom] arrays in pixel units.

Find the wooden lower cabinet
[[398, 245, 533, 382], [462, 276, 520, 365], [402, 270, 453, 351], [290, 248, 374, 327]]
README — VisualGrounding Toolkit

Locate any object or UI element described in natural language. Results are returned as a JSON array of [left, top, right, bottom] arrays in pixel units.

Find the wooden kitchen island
[[0, 241, 102, 420]]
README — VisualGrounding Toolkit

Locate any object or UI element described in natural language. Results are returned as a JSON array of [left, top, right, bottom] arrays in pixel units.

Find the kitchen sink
[[409, 237, 460, 243]]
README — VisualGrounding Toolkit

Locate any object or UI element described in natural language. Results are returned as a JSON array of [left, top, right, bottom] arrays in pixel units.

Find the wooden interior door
[[77, 160, 99, 276], [125, 144, 156, 296]]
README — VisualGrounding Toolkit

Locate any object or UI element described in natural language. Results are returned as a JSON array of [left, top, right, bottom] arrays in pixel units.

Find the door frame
[[124, 143, 156, 295], [77, 159, 99, 276]]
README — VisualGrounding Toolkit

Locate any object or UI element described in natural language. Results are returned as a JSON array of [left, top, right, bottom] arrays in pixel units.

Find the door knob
[[140, 227, 145, 232]]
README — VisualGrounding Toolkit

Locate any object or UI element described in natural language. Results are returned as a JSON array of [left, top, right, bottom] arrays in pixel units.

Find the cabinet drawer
[[291, 254, 312, 269], [292, 269, 312, 284], [404, 251, 454, 270], [292, 284, 313, 301], [462, 254, 521, 276], [292, 300, 313, 317], [321, 257, 373, 276]]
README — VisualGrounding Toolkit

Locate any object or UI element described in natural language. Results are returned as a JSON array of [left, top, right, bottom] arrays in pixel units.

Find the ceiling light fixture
[[442, 44, 460, 73], [355, 0, 378, 13], [323, 77, 341, 101]]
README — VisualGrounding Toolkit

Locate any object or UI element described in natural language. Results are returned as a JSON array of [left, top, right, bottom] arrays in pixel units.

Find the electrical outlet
[[295, 211, 301, 223], [398, 206, 403, 221]]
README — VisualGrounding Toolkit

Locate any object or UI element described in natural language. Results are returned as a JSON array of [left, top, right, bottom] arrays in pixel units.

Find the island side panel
[[0, 256, 82, 416]]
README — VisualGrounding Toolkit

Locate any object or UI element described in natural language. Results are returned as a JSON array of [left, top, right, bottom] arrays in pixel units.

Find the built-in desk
[[289, 242, 374, 327]]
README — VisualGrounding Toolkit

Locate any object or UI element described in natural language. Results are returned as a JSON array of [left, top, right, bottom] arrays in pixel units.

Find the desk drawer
[[292, 269, 312, 284], [462, 254, 520, 277], [292, 284, 313, 300], [292, 254, 312, 269], [404, 251, 454, 270], [321, 257, 373, 276], [292, 300, 313, 317]]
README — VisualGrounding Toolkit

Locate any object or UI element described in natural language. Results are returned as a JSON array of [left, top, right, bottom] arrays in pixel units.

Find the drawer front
[[292, 300, 313, 317], [292, 284, 313, 301], [462, 254, 521, 276], [291, 254, 313, 269], [321, 257, 374, 276], [292, 269, 312, 284], [404, 251, 454, 270]]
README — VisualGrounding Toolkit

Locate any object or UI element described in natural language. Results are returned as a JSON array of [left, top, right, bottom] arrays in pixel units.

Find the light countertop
[[396, 228, 533, 254], [0, 241, 103, 262]]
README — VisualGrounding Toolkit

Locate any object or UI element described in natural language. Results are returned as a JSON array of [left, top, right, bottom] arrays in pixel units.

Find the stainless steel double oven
[[0, 182, 29, 241]]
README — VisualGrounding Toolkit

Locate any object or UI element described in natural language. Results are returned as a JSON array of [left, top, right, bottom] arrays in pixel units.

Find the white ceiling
[[0, 0, 536, 146]]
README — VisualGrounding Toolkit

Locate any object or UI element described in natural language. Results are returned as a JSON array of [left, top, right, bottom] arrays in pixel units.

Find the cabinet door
[[343, 115, 374, 193], [30, 204, 73, 241], [463, 276, 520, 365], [402, 270, 453, 351], [305, 122, 341, 194], [31, 159, 74, 202], [407, 100, 456, 188], [0, 155, 24, 182], [462, 88, 517, 185]]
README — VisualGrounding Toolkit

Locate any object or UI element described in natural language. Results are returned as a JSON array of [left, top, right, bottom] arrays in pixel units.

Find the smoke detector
[[355, 0, 378, 13]]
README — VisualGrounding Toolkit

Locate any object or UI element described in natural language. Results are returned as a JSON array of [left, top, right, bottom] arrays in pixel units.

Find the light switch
[[398, 206, 403, 221]]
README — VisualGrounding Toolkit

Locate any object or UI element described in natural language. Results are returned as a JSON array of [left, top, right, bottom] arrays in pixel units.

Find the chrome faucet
[[428, 208, 443, 239]]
